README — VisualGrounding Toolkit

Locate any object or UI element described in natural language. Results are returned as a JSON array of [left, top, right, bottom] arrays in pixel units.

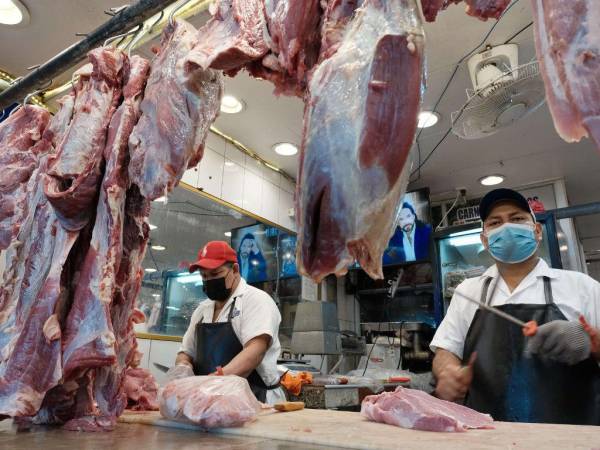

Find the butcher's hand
[[165, 364, 194, 382], [526, 320, 591, 365], [435, 353, 476, 402]]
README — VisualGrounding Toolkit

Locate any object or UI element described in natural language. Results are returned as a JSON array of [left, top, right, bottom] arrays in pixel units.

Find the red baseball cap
[[189, 241, 238, 272]]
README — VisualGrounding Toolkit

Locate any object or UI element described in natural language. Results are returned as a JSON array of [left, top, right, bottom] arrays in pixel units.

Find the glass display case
[[432, 213, 562, 319]]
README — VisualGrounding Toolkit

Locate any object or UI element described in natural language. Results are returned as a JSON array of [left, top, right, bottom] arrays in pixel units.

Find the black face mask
[[203, 271, 232, 301]]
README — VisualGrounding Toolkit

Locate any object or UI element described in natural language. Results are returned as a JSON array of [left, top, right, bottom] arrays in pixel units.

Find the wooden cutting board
[[119, 409, 600, 449]]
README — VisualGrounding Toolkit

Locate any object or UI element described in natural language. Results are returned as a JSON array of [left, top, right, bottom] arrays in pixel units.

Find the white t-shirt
[[179, 278, 285, 404], [430, 259, 600, 360], [402, 226, 416, 261]]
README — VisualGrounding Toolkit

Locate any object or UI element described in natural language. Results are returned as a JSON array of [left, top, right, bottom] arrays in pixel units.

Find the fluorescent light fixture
[[449, 234, 483, 247], [151, 245, 166, 251], [149, 223, 158, 230], [176, 273, 203, 284], [479, 175, 505, 186], [153, 196, 167, 203], [417, 111, 439, 128], [166, 306, 180, 311], [448, 228, 482, 238], [0, 0, 27, 25], [145, 268, 157, 273], [152, 294, 161, 298], [224, 160, 235, 167], [273, 142, 298, 156], [220, 95, 245, 114], [224, 231, 232, 237]]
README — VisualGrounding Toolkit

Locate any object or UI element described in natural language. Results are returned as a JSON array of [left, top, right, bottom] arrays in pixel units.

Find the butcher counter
[[2, 409, 598, 450]]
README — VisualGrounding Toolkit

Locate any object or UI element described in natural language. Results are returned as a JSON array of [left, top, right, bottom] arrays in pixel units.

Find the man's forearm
[[176, 351, 194, 367], [222, 336, 269, 378], [432, 348, 462, 379]]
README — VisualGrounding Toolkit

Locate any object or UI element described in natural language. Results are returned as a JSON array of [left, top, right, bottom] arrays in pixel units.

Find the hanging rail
[[0, 0, 182, 110]]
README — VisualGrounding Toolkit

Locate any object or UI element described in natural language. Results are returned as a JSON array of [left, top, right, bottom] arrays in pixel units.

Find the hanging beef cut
[[296, 0, 425, 282], [420, 0, 509, 22], [129, 19, 223, 200]]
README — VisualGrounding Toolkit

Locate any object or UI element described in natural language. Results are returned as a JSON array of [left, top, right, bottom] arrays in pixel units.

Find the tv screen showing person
[[383, 190, 432, 264], [237, 233, 268, 283]]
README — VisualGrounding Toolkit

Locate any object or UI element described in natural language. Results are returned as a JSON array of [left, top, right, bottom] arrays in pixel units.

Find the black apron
[[463, 276, 600, 424], [193, 295, 280, 403]]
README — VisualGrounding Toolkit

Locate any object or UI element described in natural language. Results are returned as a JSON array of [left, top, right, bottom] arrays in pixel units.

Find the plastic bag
[[159, 376, 261, 428]]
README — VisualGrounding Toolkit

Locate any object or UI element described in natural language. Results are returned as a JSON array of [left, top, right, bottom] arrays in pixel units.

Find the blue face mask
[[485, 223, 539, 264]]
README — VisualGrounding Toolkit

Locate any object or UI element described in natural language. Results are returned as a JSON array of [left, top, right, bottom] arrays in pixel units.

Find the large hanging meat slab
[[296, 0, 425, 282]]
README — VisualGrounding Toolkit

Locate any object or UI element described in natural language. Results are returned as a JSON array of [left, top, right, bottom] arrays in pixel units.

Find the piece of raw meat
[[62, 55, 150, 381], [319, 0, 364, 61], [129, 19, 223, 200], [160, 376, 261, 428], [361, 386, 494, 432], [0, 105, 50, 250], [296, 0, 425, 282], [184, 0, 269, 73], [531, 0, 600, 149], [122, 367, 159, 411], [45, 47, 124, 231], [421, 0, 509, 21], [245, 0, 323, 96]]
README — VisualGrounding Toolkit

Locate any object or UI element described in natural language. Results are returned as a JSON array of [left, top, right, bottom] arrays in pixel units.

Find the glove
[[526, 320, 591, 365], [165, 364, 194, 382]]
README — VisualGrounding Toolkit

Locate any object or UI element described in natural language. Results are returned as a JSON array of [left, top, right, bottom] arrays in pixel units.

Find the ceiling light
[[0, 0, 27, 26], [417, 111, 440, 128], [273, 142, 298, 156], [224, 231, 232, 237], [152, 294, 161, 298], [220, 95, 245, 114], [151, 245, 166, 251], [449, 234, 483, 247], [560, 245, 568, 252], [149, 223, 158, 230], [153, 196, 167, 203], [145, 268, 157, 273], [479, 175, 505, 186], [224, 161, 235, 167]]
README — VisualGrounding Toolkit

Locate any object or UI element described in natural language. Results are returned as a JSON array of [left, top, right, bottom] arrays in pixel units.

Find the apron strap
[[543, 276, 553, 305], [227, 296, 239, 322], [480, 276, 494, 307]]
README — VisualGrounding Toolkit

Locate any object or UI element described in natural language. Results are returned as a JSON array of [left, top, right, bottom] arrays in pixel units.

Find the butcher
[[430, 188, 600, 424], [166, 241, 286, 404]]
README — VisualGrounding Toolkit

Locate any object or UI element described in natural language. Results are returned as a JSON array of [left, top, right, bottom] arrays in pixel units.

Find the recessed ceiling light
[[417, 111, 440, 128], [149, 223, 158, 230], [153, 196, 167, 203], [145, 268, 157, 273], [220, 95, 245, 114], [151, 245, 166, 251], [0, 0, 28, 26], [479, 174, 505, 186], [273, 142, 298, 156], [224, 231, 232, 237]]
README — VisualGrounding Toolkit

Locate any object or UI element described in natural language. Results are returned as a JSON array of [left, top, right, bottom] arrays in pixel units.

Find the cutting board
[[120, 409, 600, 450]]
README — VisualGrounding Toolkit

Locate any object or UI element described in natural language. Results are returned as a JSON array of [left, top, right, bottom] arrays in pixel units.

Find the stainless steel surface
[[0, 420, 332, 450]]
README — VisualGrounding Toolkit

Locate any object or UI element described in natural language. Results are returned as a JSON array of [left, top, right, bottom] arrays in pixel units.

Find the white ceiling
[[1, 0, 598, 257]]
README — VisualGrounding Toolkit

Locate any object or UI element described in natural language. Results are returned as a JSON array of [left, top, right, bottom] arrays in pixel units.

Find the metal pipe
[[551, 202, 600, 220], [0, 0, 181, 109]]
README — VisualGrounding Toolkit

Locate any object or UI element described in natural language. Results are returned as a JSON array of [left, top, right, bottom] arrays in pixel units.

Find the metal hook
[[150, 9, 165, 33], [126, 22, 148, 57], [103, 24, 142, 47], [23, 79, 53, 106], [169, 0, 188, 26]]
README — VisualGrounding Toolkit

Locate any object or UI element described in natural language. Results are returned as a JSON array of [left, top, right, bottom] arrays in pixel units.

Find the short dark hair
[[401, 202, 416, 218]]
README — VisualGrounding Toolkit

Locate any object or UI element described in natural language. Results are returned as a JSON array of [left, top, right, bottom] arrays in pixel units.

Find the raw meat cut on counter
[[129, 19, 223, 200], [361, 386, 494, 432], [531, 0, 600, 149], [44, 48, 125, 231], [184, 0, 269, 73], [0, 105, 50, 250], [160, 376, 261, 428], [296, 0, 425, 282], [122, 368, 159, 411], [420, 0, 510, 21]]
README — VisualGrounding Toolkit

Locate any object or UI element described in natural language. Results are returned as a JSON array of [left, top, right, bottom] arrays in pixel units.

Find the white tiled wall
[[181, 133, 297, 231]]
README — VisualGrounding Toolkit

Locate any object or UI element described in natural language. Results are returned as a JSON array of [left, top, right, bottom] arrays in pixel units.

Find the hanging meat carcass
[[531, 0, 600, 150], [129, 19, 223, 200], [296, 0, 425, 282], [421, 0, 510, 22]]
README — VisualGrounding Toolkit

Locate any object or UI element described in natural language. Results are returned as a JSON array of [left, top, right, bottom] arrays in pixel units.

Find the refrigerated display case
[[432, 213, 563, 322]]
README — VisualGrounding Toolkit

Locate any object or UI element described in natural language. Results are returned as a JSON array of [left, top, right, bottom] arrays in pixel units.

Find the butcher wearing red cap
[[166, 241, 285, 404]]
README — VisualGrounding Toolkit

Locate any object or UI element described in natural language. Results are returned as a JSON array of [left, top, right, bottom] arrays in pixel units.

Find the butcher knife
[[448, 288, 538, 336], [154, 362, 170, 373]]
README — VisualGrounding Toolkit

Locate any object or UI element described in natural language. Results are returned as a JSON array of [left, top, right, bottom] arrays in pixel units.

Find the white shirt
[[430, 259, 600, 359], [180, 278, 286, 404], [403, 226, 416, 261]]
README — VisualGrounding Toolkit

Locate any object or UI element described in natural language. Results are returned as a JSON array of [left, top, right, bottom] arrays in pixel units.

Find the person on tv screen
[[384, 202, 432, 263], [237, 233, 268, 282]]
